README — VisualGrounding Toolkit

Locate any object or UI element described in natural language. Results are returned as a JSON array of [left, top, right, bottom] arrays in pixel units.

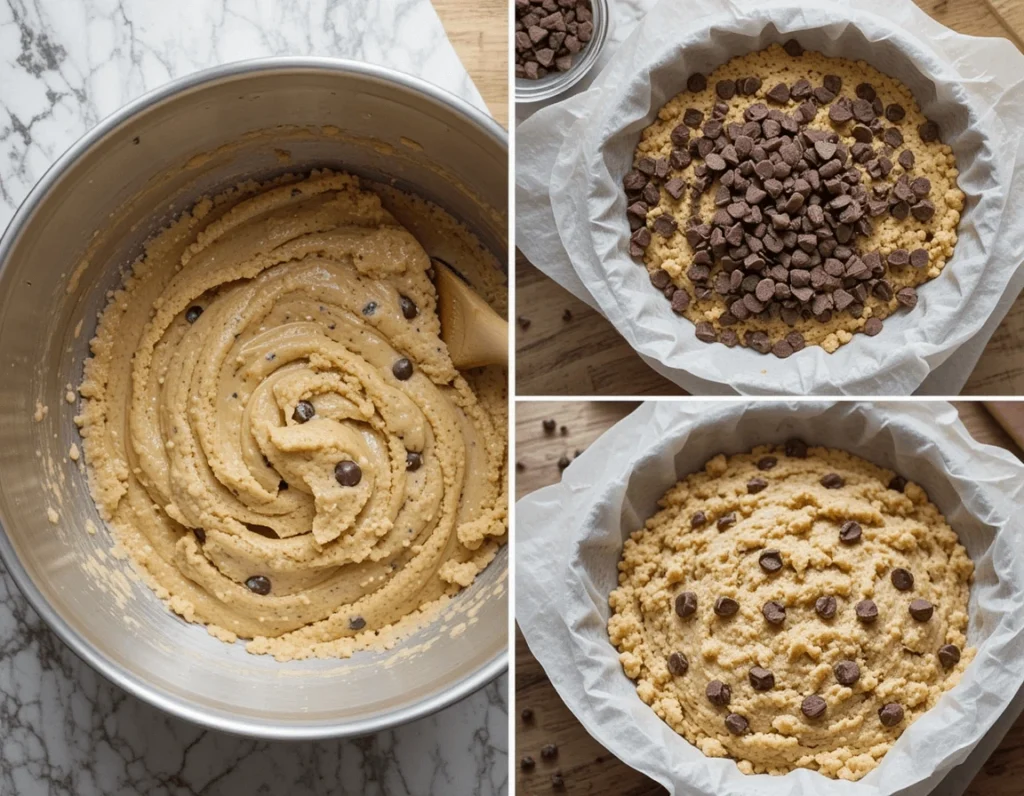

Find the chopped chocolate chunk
[[725, 713, 749, 735], [839, 520, 862, 544], [706, 680, 732, 706], [762, 600, 786, 625], [668, 651, 689, 675], [717, 512, 737, 530], [747, 476, 768, 494], [759, 549, 783, 573]]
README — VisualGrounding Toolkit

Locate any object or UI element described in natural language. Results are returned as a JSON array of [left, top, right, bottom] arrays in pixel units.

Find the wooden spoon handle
[[433, 259, 509, 370]]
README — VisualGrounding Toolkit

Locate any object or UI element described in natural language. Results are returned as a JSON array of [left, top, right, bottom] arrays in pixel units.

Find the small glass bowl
[[515, 0, 609, 104]]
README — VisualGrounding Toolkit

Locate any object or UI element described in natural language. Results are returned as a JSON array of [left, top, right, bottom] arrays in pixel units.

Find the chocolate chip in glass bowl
[[891, 568, 915, 591], [714, 596, 740, 617], [879, 702, 905, 727], [839, 520, 862, 544], [834, 659, 861, 686], [816, 595, 838, 620], [801, 695, 827, 719], [909, 598, 934, 621], [675, 591, 698, 618], [938, 644, 962, 668], [758, 549, 783, 573], [856, 599, 879, 623], [706, 680, 732, 707], [762, 600, 786, 626], [717, 512, 737, 530], [749, 666, 775, 691], [668, 651, 690, 676], [725, 713, 749, 735]]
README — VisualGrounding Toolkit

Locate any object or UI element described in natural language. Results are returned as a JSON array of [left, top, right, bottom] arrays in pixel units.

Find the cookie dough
[[76, 170, 508, 661], [608, 442, 973, 780], [626, 42, 964, 356]]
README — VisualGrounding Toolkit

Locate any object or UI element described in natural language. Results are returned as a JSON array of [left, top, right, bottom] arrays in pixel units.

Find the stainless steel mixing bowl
[[0, 58, 508, 739]]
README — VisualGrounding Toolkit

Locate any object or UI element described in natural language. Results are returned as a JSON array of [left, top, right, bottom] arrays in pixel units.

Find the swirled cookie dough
[[627, 43, 964, 356], [608, 442, 973, 780], [76, 170, 508, 661]]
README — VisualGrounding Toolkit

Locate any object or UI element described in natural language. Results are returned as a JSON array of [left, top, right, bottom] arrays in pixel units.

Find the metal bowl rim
[[0, 55, 509, 741]]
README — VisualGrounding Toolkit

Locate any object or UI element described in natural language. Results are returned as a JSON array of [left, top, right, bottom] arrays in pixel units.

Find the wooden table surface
[[432, 0, 508, 127], [515, 400, 1024, 795], [514, 0, 1024, 396]]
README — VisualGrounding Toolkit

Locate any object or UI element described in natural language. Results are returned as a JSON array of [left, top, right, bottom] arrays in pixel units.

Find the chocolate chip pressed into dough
[[608, 442, 974, 780]]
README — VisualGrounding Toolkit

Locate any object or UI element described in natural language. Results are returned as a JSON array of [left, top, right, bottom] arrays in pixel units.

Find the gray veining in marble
[[0, 2, 506, 794]]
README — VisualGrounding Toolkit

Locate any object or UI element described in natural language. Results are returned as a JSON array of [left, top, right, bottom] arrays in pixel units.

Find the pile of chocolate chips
[[515, 0, 594, 80], [624, 40, 943, 358]]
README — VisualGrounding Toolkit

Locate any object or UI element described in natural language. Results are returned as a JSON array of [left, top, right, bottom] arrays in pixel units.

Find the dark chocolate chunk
[[762, 600, 786, 625], [675, 591, 698, 618], [816, 595, 838, 620], [839, 520, 862, 544], [801, 695, 827, 719], [759, 549, 783, 573], [856, 599, 879, 623], [821, 472, 844, 489], [749, 666, 775, 691], [938, 644, 961, 668], [668, 651, 689, 675], [714, 596, 740, 616], [706, 680, 732, 706], [891, 568, 915, 591]]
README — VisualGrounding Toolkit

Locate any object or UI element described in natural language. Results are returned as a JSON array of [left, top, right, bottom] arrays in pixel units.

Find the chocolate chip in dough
[[896, 287, 918, 309], [856, 599, 879, 623], [675, 591, 698, 618], [898, 149, 915, 170], [668, 651, 689, 675], [785, 438, 808, 458], [886, 103, 906, 122], [747, 477, 768, 494], [279, 480, 289, 491], [362, 301, 377, 316], [864, 317, 883, 336], [245, 575, 271, 595], [717, 512, 737, 530], [687, 73, 707, 92], [716, 79, 737, 100], [406, 451, 423, 472], [879, 702, 905, 727], [349, 615, 366, 631], [762, 600, 786, 625], [725, 713, 749, 735], [759, 549, 783, 573], [816, 595, 838, 619], [335, 460, 362, 487], [839, 520, 862, 544], [193, 528, 206, 544], [783, 39, 805, 57], [889, 475, 908, 492], [891, 568, 915, 591], [691, 511, 707, 528], [938, 644, 962, 668], [821, 472, 845, 489], [757, 456, 777, 470], [801, 695, 827, 719], [749, 666, 775, 691], [834, 659, 861, 685], [399, 294, 419, 319], [714, 596, 740, 616], [706, 680, 732, 706], [919, 120, 940, 142], [293, 400, 315, 423], [185, 306, 204, 324], [909, 598, 934, 621], [392, 357, 414, 380]]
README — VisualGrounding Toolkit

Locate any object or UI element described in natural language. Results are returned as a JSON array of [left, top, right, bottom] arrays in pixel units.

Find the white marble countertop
[[0, 2, 506, 794]]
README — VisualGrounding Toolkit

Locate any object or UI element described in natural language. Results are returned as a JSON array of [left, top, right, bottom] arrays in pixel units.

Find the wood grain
[[515, 0, 1024, 396], [515, 400, 1024, 794], [432, 0, 509, 127]]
